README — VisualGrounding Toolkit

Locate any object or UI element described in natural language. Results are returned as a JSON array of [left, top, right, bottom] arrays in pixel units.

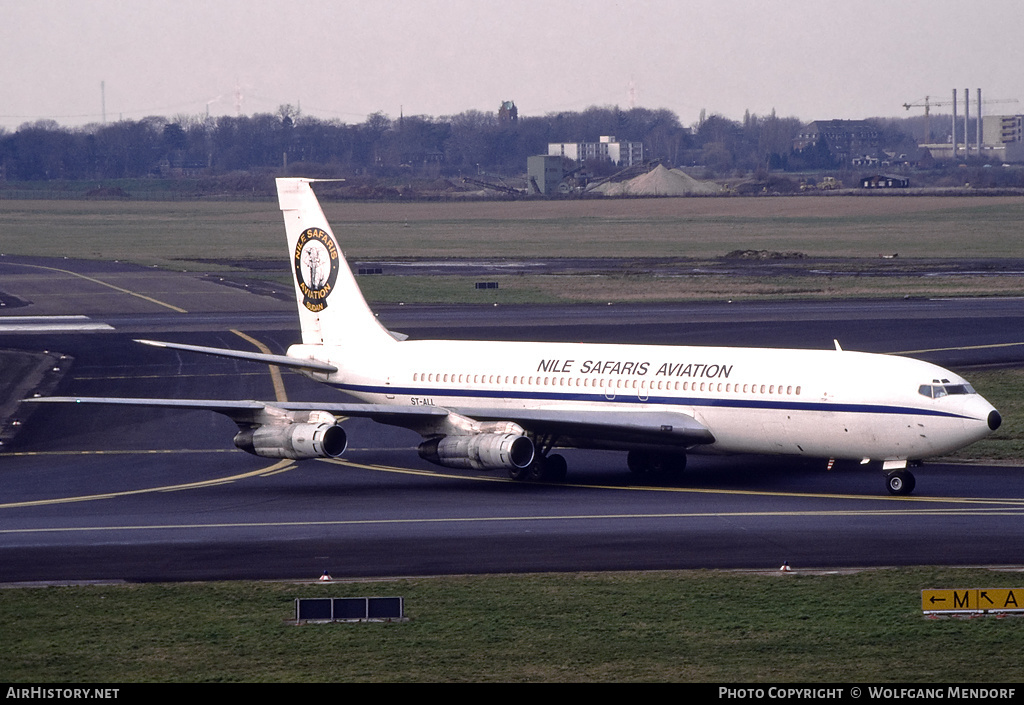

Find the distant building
[[925, 115, 1024, 162], [983, 114, 1022, 144], [399, 148, 444, 176], [982, 115, 1024, 162], [793, 120, 881, 164], [498, 100, 518, 123], [860, 174, 909, 189], [850, 154, 881, 168], [548, 135, 644, 167], [527, 155, 565, 195]]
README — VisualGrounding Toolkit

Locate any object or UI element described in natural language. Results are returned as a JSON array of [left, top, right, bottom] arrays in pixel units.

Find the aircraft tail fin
[[276, 178, 395, 349]]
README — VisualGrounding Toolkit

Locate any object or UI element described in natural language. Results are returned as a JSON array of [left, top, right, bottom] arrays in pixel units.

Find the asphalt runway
[[2, 256, 1023, 582]]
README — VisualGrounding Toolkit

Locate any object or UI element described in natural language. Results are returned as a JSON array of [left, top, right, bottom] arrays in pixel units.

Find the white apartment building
[[548, 135, 644, 167]]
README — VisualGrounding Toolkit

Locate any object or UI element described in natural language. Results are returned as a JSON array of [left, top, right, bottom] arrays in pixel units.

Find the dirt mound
[[592, 165, 720, 196], [725, 249, 807, 260]]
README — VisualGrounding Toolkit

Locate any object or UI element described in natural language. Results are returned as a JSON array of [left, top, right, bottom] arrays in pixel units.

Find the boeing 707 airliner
[[31, 178, 1002, 495]]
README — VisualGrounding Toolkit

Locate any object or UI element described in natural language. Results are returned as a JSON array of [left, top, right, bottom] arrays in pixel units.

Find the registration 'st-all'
[[33, 178, 1001, 495]]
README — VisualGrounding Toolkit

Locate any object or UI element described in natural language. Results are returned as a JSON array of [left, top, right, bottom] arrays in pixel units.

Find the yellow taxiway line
[[4, 262, 188, 313], [0, 459, 295, 509]]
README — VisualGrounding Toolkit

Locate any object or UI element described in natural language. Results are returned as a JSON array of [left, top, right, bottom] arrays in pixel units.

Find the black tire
[[526, 453, 569, 482], [627, 450, 651, 475], [886, 469, 916, 496], [508, 464, 531, 481], [651, 452, 687, 477], [545, 453, 568, 482]]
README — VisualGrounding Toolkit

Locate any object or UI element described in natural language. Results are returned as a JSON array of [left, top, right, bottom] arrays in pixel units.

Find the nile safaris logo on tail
[[294, 227, 340, 312]]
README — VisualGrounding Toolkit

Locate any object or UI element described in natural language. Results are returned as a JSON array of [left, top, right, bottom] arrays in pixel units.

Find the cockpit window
[[918, 383, 976, 398], [944, 384, 974, 395]]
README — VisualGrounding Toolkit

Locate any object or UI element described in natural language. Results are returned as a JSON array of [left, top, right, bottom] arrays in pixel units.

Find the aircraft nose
[[988, 409, 1002, 432]]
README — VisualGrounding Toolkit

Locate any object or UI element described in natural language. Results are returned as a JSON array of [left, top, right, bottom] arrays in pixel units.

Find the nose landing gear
[[885, 466, 916, 496]]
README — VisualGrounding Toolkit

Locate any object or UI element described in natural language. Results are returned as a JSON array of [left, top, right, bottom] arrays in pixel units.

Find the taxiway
[[1, 256, 1022, 582]]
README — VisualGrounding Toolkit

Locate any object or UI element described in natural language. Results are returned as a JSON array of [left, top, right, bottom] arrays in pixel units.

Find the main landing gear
[[627, 450, 687, 479], [508, 453, 567, 482], [508, 434, 568, 482]]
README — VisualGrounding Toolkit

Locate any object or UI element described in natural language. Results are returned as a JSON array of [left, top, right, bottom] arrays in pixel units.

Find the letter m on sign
[[953, 591, 971, 609]]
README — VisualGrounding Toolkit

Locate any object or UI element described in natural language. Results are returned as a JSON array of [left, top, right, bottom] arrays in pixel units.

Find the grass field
[[355, 272, 1024, 304], [2, 195, 1024, 263], [4, 195, 1023, 303], [2, 567, 1023, 683]]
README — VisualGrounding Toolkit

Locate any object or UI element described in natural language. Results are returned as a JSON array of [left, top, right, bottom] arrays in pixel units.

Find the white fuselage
[[292, 338, 997, 463]]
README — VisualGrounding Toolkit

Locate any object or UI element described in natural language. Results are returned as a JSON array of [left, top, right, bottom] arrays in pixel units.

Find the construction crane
[[902, 96, 951, 143]]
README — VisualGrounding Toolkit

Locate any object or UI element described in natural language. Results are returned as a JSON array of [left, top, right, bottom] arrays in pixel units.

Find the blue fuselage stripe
[[332, 382, 974, 421]]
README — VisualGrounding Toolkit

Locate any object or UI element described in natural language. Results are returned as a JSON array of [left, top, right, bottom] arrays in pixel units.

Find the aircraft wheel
[[886, 469, 916, 496], [650, 452, 686, 477], [508, 464, 531, 481], [526, 454, 568, 482], [628, 451, 686, 479], [526, 458, 546, 481], [627, 450, 651, 475], [545, 454, 568, 482]]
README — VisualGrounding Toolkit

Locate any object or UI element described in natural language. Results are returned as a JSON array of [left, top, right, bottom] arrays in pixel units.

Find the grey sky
[[2, 0, 1022, 131]]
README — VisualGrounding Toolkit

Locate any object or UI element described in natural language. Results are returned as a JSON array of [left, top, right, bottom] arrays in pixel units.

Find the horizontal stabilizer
[[135, 339, 337, 373]]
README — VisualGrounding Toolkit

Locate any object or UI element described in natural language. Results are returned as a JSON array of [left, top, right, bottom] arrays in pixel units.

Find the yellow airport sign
[[922, 588, 1024, 614]]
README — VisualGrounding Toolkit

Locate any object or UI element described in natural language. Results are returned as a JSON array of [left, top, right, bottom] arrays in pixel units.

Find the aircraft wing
[[25, 396, 712, 447], [24, 396, 447, 425], [452, 406, 715, 448]]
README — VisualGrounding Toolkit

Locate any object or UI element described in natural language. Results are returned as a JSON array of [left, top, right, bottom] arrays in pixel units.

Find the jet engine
[[233, 421, 347, 460], [418, 433, 534, 471]]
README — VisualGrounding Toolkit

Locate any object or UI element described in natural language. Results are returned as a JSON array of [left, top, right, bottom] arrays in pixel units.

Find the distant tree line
[[0, 104, 931, 182]]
